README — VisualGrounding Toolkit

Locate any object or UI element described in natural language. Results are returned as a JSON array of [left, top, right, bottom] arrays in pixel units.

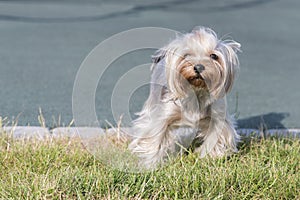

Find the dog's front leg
[[129, 105, 180, 168], [195, 115, 239, 158]]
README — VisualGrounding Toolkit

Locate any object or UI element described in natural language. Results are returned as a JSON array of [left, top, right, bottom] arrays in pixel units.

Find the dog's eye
[[183, 53, 191, 58], [210, 53, 218, 60]]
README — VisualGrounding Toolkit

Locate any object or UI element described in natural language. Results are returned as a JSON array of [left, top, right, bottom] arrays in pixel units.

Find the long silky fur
[[129, 27, 241, 169]]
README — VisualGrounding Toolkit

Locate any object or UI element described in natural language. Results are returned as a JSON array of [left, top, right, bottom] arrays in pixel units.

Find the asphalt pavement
[[0, 0, 299, 129]]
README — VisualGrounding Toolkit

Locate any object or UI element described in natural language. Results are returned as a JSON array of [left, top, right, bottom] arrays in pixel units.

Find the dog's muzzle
[[193, 64, 205, 81], [194, 64, 205, 74], [186, 64, 206, 88]]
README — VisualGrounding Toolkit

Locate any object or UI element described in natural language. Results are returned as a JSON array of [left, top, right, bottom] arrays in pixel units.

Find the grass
[[0, 129, 299, 200]]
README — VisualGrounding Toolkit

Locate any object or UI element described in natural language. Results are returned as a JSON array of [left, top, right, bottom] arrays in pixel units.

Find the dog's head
[[153, 27, 241, 99]]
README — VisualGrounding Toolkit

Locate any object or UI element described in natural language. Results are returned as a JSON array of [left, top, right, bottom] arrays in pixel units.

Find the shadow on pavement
[[237, 112, 289, 129]]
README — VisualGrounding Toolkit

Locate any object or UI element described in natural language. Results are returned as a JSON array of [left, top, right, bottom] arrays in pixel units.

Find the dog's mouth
[[188, 74, 206, 88]]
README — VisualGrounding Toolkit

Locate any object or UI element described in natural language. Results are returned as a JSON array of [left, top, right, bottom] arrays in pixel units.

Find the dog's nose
[[194, 64, 205, 74]]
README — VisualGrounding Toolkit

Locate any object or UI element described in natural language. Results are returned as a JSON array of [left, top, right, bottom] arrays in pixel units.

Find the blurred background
[[0, 0, 299, 129]]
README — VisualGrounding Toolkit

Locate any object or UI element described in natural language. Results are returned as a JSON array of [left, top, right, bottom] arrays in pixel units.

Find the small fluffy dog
[[129, 27, 241, 168]]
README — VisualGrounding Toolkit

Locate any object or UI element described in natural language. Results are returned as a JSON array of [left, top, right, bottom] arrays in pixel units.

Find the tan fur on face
[[179, 60, 207, 88]]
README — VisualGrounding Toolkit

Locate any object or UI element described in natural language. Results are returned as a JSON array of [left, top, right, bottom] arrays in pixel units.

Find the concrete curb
[[2, 126, 50, 140], [1, 126, 300, 140], [51, 127, 104, 139]]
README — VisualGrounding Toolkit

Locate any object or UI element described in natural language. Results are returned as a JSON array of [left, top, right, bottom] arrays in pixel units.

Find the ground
[[0, 131, 299, 199]]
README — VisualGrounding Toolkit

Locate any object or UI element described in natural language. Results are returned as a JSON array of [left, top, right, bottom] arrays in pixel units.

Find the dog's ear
[[151, 49, 167, 71], [226, 41, 241, 53], [220, 40, 241, 93], [152, 49, 166, 63]]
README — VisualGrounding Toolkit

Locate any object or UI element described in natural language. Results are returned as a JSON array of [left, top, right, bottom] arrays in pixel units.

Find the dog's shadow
[[237, 112, 289, 130], [236, 112, 290, 155]]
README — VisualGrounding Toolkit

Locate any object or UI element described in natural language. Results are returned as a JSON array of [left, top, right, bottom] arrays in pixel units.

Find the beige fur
[[129, 27, 241, 168]]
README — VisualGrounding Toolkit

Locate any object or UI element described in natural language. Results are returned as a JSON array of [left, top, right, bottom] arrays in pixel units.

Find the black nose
[[194, 64, 205, 74]]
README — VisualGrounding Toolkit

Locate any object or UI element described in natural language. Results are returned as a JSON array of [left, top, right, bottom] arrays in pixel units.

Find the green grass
[[0, 131, 299, 199]]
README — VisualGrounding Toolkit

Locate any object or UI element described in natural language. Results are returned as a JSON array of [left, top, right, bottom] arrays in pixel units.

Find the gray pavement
[[0, 0, 299, 128]]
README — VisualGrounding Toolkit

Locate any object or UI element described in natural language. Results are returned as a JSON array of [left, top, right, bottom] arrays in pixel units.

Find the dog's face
[[156, 27, 241, 99]]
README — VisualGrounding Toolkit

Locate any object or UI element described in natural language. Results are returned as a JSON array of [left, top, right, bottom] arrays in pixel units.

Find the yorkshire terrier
[[129, 27, 241, 168]]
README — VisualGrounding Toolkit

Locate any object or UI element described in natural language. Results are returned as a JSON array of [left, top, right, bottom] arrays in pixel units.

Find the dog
[[129, 27, 241, 168]]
